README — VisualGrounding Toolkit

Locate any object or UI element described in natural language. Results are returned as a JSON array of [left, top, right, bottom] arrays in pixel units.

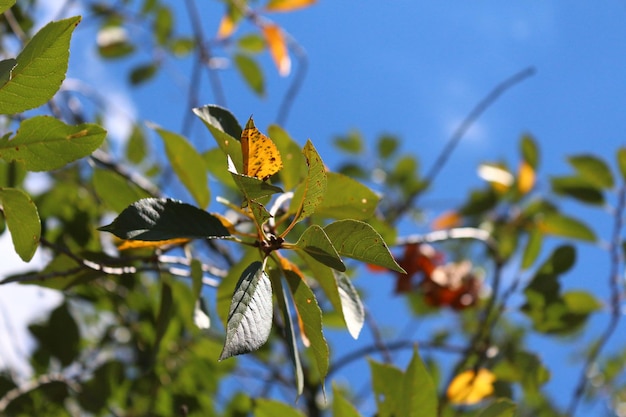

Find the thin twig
[[566, 184, 626, 415], [90, 149, 162, 197], [275, 36, 308, 126]]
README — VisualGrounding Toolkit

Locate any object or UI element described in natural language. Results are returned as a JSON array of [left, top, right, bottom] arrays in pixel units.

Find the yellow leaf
[[517, 160, 535, 195], [117, 238, 190, 251], [216, 14, 237, 39], [241, 116, 283, 180], [265, 0, 317, 12], [262, 24, 291, 76], [447, 369, 496, 405], [431, 210, 462, 231], [211, 213, 238, 234]]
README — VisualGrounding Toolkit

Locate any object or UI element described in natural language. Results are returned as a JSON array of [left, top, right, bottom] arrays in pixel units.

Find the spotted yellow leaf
[[241, 116, 283, 180], [261, 24, 290, 76], [447, 368, 496, 405]]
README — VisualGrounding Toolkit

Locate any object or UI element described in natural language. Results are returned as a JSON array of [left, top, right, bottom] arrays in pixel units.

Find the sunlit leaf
[[521, 229, 542, 270], [99, 198, 230, 241], [97, 26, 134, 58], [332, 384, 361, 417], [289, 140, 327, 222], [313, 172, 379, 220], [0, 16, 81, 114], [238, 33, 266, 53], [324, 219, 405, 273], [447, 369, 496, 405], [334, 271, 364, 339], [265, 0, 317, 12], [568, 154, 614, 189], [216, 13, 237, 39], [517, 160, 535, 194], [229, 156, 284, 202], [268, 124, 307, 190], [261, 24, 290, 76], [295, 224, 345, 271], [0, 0, 16, 15], [220, 262, 273, 360], [369, 360, 404, 417], [0, 187, 40, 261], [0, 116, 106, 171], [240, 117, 282, 180]]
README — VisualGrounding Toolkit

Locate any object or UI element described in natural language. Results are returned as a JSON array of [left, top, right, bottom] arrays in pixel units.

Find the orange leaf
[[117, 238, 190, 251], [431, 210, 461, 230], [517, 160, 535, 195], [241, 116, 283, 180], [262, 24, 291, 76], [216, 14, 237, 39], [265, 0, 317, 12], [447, 369, 496, 405]]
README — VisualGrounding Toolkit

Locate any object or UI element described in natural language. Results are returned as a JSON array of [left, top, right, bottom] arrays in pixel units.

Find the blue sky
[[2, 0, 626, 415]]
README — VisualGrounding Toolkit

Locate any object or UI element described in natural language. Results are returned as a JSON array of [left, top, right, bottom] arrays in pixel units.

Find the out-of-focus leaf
[[460, 188, 499, 216], [399, 348, 437, 417], [234, 54, 265, 96], [265, 0, 317, 12], [521, 229, 542, 270], [0, 0, 16, 15], [0, 116, 106, 171], [537, 212, 596, 242], [203, 147, 237, 189], [295, 224, 345, 271], [369, 360, 404, 417], [332, 384, 362, 417], [268, 124, 307, 190], [29, 302, 79, 367], [99, 198, 230, 241], [0, 187, 39, 261], [168, 36, 195, 56], [261, 23, 290, 76], [568, 154, 614, 189], [430, 210, 461, 230], [193, 104, 243, 169], [517, 160, 535, 194], [97, 26, 134, 58], [238, 33, 266, 53], [216, 13, 237, 39], [324, 219, 405, 273], [289, 140, 327, 222], [152, 125, 210, 208], [125, 124, 148, 164], [313, 172, 379, 220], [153, 5, 172, 45], [0, 16, 81, 114], [477, 399, 516, 417], [617, 147, 626, 182], [377, 134, 399, 159], [334, 130, 363, 154], [154, 279, 173, 353], [520, 134, 539, 169], [92, 168, 152, 213], [563, 290, 602, 315], [254, 398, 306, 417], [220, 262, 273, 360], [550, 175, 604, 205], [447, 369, 496, 405], [129, 62, 159, 85]]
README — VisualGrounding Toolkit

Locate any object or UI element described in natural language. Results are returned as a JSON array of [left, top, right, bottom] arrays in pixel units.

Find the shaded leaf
[[0, 58, 17, 86], [290, 140, 327, 222], [332, 384, 362, 417], [234, 53, 265, 96], [229, 156, 284, 202], [551, 175, 604, 205], [92, 168, 152, 213], [520, 134, 539, 168], [220, 262, 273, 360], [154, 280, 173, 353], [0, 116, 106, 171], [0, 16, 81, 114], [568, 154, 614, 189], [99, 198, 230, 241], [0, 187, 40, 261], [538, 212, 596, 242], [521, 229, 542, 270], [129, 62, 158, 85], [254, 398, 306, 417], [477, 399, 516, 417], [324, 219, 405, 273], [295, 224, 345, 271], [153, 125, 210, 208]]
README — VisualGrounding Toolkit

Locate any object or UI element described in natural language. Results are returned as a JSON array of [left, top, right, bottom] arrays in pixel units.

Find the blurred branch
[[276, 35, 308, 126], [90, 149, 162, 197], [566, 184, 626, 415], [0, 373, 81, 412]]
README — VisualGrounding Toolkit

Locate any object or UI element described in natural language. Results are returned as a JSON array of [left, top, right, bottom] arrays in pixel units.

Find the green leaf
[[168, 36, 195, 56], [324, 219, 405, 273], [538, 212, 596, 242], [92, 168, 152, 213], [289, 140, 327, 222], [0, 1, 16, 15], [334, 130, 363, 154], [0, 16, 81, 114], [268, 124, 307, 191], [617, 147, 626, 182], [254, 398, 306, 417], [295, 224, 345, 271], [551, 175, 604, 205], [520, 134, 539, 169], [153, 5, 172, 45], [298, 252, 344, 318], [399, 348, 437, 417], [0, 116, 106, 171], [29, 302, 79, 367], [377, 134, 399, 159], [370, 360, 404, 417], [568, 154, 614, 189], [0, 187, 40, 261], [477, 399, 516, 417], [334, 271, 364, 339], [314, 172, 379, 220], [220, 261, 273, 360], [229, 157, 284, 202], [563, 290, 602, 315], [217, 249, 260, 327], [521, 229, 542, 270], [0, 59, 17, 86], [332, 384, 362, 417], [129, 62, 159, 85], [238, 33, 266, 53], [99, 198, 230, 241], [125, 124, 148, 164], [193, 105, 243, 166], [154, 280, 173, 353], [234, 53, 265, 96], [285, 269, 329, 382], [249, 199, 272, 227], [153, 125, 210, 208]]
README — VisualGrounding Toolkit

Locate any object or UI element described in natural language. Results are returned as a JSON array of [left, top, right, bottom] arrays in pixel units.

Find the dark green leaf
[[153, 125, 210, 208], [289, 140, 327, 222], [234, 53, 265, 96], [314, 172, 379, 220], [154, 280, 173, 353], [377, 134, 399, 159], [520, 134, 539, 168], [129, 62, 158, 85], [568, 154, 614, 189], [0, 16, 81, 114], [92, 168, 152, 213], [460, 188, 499, 215], [324, 219, 405, 273], [521, 229, 542, 270], [220, 261, 273, 360], [617, 147, 626, 182], [99, 198, 230, 240], [285, 269, 329, 382], [477, 399, 516, 417], [295, 224, 345, 271], [0, 187, 40, 261], [0, 116, 106, 171], [193, 104, 243, 145], [29, 302, 79, 367], [550, 175, 604, 205], [0, 58, 17, 86], [539, 212, 596, 242], [168, 36, 195, 56]]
